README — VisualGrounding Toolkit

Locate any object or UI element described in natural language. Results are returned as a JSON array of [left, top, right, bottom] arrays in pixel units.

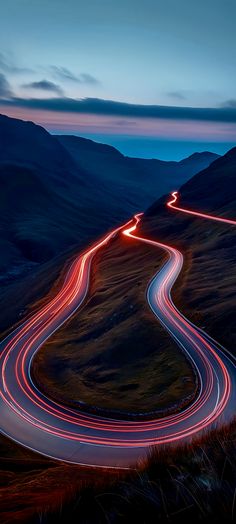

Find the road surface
[[0, 193, 235, 467]]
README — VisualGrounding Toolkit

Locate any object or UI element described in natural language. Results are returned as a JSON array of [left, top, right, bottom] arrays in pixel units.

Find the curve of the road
[[0, 192, 236, 468]]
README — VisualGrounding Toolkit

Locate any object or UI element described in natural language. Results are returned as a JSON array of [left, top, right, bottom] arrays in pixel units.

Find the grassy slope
[[40, 419, 236, 524], [0, 434, 122, 524], [2, 419, 236, 524], [142, 149, 236, 351], [31, 149, 236, 420], [31, 149, 236, 415], [32, 233, 196, 416], [141, 207, 236, 351]]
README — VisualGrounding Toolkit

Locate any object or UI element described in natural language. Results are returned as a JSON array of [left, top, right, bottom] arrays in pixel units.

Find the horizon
[[52, 130, 235, 161], [1, 110, 235, 162]]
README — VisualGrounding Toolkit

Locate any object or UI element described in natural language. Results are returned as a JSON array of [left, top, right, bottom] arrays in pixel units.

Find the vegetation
[[32, 234, 196, 416], [37, 420, 236, 523], [2, 419, 236, 523]]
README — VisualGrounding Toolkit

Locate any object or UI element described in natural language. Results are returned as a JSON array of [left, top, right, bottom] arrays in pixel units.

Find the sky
[[0, 0, 235, 160]]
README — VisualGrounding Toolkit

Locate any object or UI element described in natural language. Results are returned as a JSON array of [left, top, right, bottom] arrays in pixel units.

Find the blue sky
[[0, 0, 235, 159]]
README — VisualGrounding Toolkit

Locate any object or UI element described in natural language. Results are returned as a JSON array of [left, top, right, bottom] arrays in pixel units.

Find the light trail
[[0, 195, 235, 467], [167, 191, 236, 225]]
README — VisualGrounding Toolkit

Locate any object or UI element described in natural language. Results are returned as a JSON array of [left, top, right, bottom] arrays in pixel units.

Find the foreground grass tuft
[[35, 420, 236, 523]]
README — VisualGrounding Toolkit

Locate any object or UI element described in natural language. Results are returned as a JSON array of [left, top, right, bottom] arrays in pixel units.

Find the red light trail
[[0, 195, 235, 467]]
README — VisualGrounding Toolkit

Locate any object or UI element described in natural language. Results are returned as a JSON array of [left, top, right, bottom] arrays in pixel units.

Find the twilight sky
[[0, 0, 235, 159]]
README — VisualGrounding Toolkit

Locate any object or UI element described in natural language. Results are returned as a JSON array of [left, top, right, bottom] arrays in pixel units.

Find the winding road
[[0, 192, 236, 467]]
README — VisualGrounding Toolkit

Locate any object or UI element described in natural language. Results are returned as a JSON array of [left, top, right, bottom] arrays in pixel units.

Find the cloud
[[22, 79, 64, 95], [167, 91, 187, 100], [0, 52, 33, 75], [78, 73, 100, 85], [50, 66, 78, 82], [0, 73, 13, 98], [1, 96, 236, 124], [113, 119, 137, 127], [50, 66, 100, 85], [221, 99, 236, 109]]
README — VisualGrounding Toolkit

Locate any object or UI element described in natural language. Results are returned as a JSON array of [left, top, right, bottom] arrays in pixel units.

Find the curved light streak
[[167, 191, 236, 225], [0, 196, 235, 467]]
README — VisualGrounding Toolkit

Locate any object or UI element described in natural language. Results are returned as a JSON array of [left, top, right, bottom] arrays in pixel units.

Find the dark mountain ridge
[[0, 113, 219, 280], [176, 146, 236, 215], [57, 134, 219, 206], [146, 145, 236, 219]]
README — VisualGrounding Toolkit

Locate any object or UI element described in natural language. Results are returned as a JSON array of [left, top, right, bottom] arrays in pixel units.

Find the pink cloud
[[1, 105, 236, 142]]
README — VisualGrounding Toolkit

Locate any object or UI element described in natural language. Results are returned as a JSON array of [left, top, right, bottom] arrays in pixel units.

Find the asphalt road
[[0, 193, 235, 467]]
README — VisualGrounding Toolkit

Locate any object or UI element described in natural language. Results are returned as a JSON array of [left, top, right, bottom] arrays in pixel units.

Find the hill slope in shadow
[[143, 146, 236, 350], [58, 134, 219, 209]]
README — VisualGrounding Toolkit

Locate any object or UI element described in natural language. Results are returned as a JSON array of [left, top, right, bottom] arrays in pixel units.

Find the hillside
[[174, 146, 236, 216], [58, 134, 219, 208], [142, 146, 236, 349], [32, 146, 236, 416], [0, 115, 126, 276]]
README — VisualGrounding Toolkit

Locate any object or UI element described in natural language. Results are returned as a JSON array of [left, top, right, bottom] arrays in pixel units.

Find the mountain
[[0, 114, 219, 282], [172, 147, 236, 216], [0, 115, 127, 276], [0, 114, 77, 178], [57, 134, 219, 208]]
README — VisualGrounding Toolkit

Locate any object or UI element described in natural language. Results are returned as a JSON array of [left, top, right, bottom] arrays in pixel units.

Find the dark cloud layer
[[22, 79, 64, 95], [1, 96, 236, 124]]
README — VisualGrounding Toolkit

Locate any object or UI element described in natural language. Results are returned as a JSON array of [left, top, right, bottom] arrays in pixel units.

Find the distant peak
[[185, 151, 219, 160]]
